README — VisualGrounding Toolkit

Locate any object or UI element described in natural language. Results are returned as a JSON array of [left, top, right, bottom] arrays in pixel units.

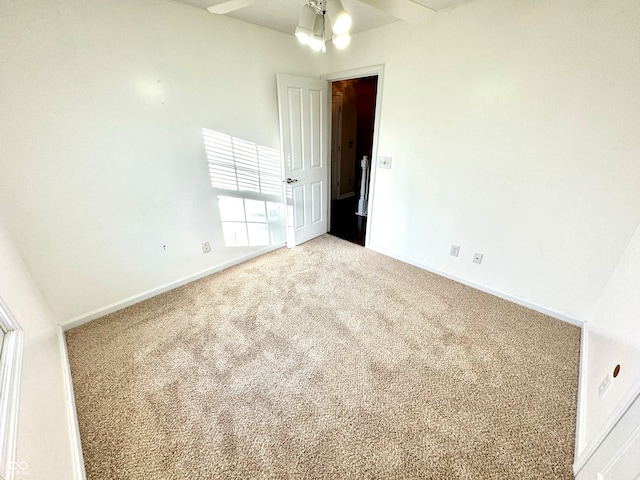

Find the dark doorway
[[329, 75, 378, 246]]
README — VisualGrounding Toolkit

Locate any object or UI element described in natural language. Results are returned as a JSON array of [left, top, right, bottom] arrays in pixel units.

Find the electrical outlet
[[450, 245, 460, 257], [378, 157, 392, 169], [473, 253, 483, 264], [598, 373, 611, 398], [201, 242, 211, 253]]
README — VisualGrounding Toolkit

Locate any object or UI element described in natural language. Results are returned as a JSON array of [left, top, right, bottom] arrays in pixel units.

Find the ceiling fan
[[293, 0, 353, 52], [206, 0, 437, 21], [193, 0, 459, 51]]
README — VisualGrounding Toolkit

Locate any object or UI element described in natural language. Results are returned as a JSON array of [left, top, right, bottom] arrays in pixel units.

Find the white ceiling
[[172, 0, 470, 36]]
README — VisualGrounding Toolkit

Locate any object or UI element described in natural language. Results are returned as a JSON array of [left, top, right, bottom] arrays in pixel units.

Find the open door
[[276, 74, 329, 247]]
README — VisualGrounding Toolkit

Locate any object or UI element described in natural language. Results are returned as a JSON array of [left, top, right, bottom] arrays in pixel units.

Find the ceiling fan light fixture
[[309, 13, 326, 52], [295, 4, 316, 44], [332, 32, 351, 49], [326, 0, 352, 35], [309, 37, 324, 51], [295, 26, 312, 44], [295, 0, 339, 53]]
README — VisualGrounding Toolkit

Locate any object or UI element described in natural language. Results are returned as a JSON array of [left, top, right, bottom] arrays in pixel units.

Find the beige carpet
[[66, 234, 580, 479]]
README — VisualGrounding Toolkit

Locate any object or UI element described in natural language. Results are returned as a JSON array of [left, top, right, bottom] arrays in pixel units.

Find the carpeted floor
[[66, 234, 581, 479]]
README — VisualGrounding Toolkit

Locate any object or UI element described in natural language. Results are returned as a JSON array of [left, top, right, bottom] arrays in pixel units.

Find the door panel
[[288, 88, 305, 172], [310, 89, 323, 169], [292, 185, 305, 229], [277, 74, 329, 247], [311, 181, 322, 224]]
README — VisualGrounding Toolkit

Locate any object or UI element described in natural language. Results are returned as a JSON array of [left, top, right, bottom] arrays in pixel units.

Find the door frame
[[0, 295, 23, 480], [330, 91, 343, 201], [322, 64, 384, 249]]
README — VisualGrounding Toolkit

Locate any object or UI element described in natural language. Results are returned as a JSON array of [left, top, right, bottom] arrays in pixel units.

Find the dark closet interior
[[329, 75, 378, 246]]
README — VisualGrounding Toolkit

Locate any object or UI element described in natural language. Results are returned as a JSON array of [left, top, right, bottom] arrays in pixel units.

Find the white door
[[276, 74, 329, 247]]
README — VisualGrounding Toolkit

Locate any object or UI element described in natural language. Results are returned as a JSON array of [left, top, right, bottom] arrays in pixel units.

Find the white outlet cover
[[450, 245, 460, 257], [378, 157, 392, 169]]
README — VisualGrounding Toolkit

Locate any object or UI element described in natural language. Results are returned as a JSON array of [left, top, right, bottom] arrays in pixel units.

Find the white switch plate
[[450, 245, 460, 257], [473, 253, 483, 264], [378, 157, 392, 169], [598, 373, 611, 398]]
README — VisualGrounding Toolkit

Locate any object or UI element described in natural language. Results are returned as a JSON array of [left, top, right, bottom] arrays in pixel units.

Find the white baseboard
[[574, 321, 589, 463], [62, 244, 284, 331], [368, 244, 584, 327], [57, 326, 86, 480]]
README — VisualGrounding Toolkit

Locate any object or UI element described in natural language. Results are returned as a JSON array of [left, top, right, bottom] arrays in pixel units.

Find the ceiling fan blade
[[207, 0, 261, 15], [357, 0, 436, 23]]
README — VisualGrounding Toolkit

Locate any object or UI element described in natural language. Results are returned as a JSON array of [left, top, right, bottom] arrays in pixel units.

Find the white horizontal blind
[[203, 128, 281, 197]]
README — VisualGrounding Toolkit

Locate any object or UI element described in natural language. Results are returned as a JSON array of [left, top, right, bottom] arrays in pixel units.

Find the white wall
[[0, 220, 76, 478], [0, 0, 319, 323], [579, 221, 640, 454], [325, 0, 640, 321]]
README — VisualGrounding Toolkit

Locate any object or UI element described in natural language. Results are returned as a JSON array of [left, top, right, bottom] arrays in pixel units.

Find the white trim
[[0, 296, 23, 480], [573, 371, 640, 475], [322, 65, 385, 83], [57, 327, 86, 480], [322, 65, 385, 249], [330, 91, 343, 204], [368, 243, 584, 327], [62, 244, 283, 330], [574, 321, 589, 462]]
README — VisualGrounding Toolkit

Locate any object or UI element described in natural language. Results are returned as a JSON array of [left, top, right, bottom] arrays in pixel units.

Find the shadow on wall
[[202, 128, 285, 247]]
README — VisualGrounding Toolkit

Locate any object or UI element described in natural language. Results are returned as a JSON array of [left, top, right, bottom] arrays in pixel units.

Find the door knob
[[286, 178, 298, 184]]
